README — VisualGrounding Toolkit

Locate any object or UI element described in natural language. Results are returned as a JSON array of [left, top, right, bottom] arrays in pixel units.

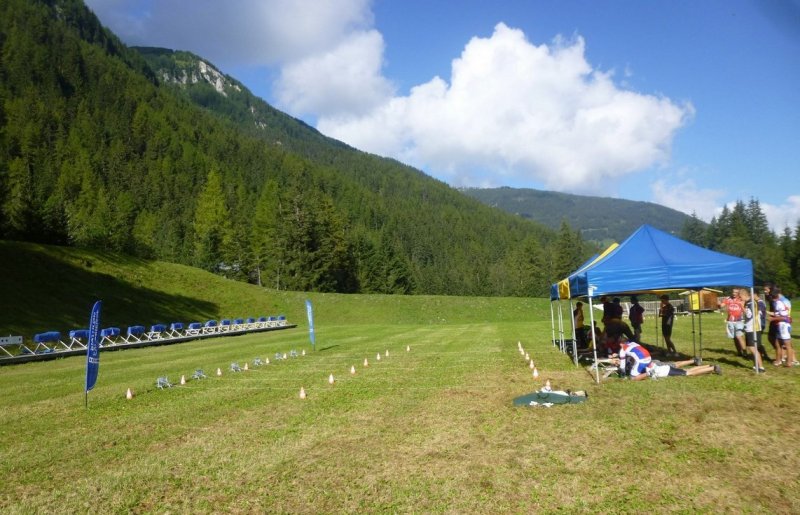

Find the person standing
[[770, 287, 795, 368], [764, 284, 782, 364], [600, 296, 612, 327], [629, 296, 645, 342], [719, 288, 746, 357], [741, 289, 764, 372], [573, 301, 586, 348], [754, 291, 770, 362], [659, 295, 678, 356]]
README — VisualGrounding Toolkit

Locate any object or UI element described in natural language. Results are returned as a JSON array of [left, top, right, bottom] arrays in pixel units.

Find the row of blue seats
[[6, 316, 288, 356]]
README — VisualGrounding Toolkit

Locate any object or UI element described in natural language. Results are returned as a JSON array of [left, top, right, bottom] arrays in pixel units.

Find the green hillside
[[462, 186, 695, 243], [0, 240, 545, 340], [0, 0, 590, 298]]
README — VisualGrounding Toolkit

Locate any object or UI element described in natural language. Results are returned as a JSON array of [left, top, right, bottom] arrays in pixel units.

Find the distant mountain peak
[[137, 47, 241, 98], [462, 186, 698, 243]]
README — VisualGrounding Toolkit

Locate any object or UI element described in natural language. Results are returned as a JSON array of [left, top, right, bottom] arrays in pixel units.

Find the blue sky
[[86, 0, 799, 232]]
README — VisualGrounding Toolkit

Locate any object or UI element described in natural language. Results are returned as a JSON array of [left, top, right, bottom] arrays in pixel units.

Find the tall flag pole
[[85, 300, 102, 408], [305, 299, 316, 351]]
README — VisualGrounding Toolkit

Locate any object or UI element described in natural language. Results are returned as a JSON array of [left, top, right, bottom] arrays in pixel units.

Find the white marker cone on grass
[[329, 373, 335, 385], [406, 345, 410, 352], [525, 353, 530, 361], [126, 388, 133, 400], [533, 367, 539, 379], [180, 375, 186, 385], [385, 350, 389, 357], [299, 387, 306, 399], [376, 353, 381, 361], [544, 379, 552, 392], [364, 358, 369, 367], [283, 352, 287, 359], [529, 360, 535, 370], [265, 357, 270, 364], [302, 349, 306, 356], [350, 365, 356, 375], [216, 367, 222, 376], [244, 362, 249, 371]]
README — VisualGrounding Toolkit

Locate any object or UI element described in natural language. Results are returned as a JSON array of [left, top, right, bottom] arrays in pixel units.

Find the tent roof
[[568, 225, 753, 298], [550, 243, 618, 300]]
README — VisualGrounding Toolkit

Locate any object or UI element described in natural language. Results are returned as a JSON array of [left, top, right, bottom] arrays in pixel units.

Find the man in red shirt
[[719, 288, 746, 357]]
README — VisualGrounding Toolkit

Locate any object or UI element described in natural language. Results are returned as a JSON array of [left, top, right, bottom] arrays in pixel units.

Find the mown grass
[[1, 242, 798, 512]]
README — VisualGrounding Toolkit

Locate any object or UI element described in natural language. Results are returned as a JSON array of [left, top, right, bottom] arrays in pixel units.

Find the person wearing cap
[[659, 294, 678, 356]]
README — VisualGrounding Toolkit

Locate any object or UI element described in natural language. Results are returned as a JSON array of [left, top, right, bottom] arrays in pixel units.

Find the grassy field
[[1, 242, 799, 512]]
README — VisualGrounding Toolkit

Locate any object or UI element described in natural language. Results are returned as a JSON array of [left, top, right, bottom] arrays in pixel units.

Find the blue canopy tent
[[549, 243, 619, 365], [563, 225, 753, 382]]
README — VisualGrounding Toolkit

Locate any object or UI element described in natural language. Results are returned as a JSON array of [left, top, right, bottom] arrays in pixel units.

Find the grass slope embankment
[[0, 241, 546, 339], [0, 241, 798, 512]]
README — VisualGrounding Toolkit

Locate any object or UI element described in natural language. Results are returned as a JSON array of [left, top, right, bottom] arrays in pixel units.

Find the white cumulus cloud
[[652, 179, 800, 235], [761, 196, 800, 234], [650, 178, 726, 222], [85, 0, 373, 66], [275, 29, 394, 118], [318, 23, 695, 191]]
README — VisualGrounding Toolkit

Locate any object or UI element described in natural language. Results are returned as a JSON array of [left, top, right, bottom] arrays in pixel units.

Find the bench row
[[1, 316, 288, 357]]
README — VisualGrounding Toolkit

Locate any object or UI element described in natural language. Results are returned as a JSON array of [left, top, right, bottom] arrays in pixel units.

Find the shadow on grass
[[318, 344, 340, 352], [0, 243, 217, 337], [702, 345, 763, 370]]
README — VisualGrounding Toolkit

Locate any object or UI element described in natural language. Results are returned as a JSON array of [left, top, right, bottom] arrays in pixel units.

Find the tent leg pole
[[655, 299, 660, 348], [692, 311, 697, 358], [588, 295, 600, 384], [699, 310, 703, 360], [569, 299, 578, 366], [559, 302, 566, 353], [549, 302, 556, 348]]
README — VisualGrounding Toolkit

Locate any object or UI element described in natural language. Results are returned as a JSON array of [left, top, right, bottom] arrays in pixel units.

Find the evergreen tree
[[250, 180, 281, 287], [192, 169, 232, 271], [744, 198, 770, 244], [552, 220, 586, 280], [680, 212, 707, 246], [506, 237, 549, 297]]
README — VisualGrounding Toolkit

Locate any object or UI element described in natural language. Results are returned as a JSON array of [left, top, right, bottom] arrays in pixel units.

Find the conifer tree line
[[681, 199, 799, 294], [0, 0, 595, 297], [8, 1, 792, 298]]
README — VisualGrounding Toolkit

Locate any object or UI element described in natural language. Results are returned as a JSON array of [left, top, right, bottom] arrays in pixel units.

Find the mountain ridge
[[0, 0, 587, 297], [136, 47, 695, 246], [461, 186, 695, 243]]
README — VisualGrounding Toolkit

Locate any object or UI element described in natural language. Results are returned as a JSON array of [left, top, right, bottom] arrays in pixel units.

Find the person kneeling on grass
[[618, 341, 651, 379], [639, 358, 722, 381]]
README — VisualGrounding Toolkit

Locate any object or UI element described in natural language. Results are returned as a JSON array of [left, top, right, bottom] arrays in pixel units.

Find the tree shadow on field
[[0, 243, 218, 337]]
